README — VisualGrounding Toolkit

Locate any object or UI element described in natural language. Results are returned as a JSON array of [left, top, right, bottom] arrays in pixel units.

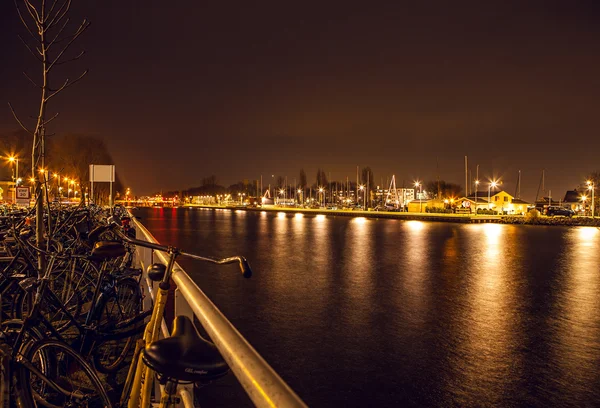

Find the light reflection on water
[[137, 209, 600, 407]]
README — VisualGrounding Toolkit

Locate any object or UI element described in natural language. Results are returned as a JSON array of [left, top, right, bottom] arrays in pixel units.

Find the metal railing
[[132, 217, 307, 408]]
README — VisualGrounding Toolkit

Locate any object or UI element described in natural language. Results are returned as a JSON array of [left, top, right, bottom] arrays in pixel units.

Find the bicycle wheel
[[16, 275, 82, 334], [18, 339, 113, 408], [93, 278, 142, 373]]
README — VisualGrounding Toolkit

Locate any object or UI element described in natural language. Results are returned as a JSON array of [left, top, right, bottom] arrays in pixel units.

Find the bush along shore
[[502, 215, 600, 226]]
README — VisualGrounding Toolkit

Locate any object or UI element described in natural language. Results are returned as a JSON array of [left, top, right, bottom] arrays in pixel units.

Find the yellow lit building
[[459, 191, 530, 215]]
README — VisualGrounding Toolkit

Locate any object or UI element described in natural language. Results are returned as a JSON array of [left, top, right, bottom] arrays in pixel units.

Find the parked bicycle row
[[0, 203, 252, 407]]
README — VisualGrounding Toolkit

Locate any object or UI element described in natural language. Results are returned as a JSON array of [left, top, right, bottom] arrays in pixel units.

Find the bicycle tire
[[92, 277, 142, 373], [15, 275, 83, 334], [17, 339, 113, 408]]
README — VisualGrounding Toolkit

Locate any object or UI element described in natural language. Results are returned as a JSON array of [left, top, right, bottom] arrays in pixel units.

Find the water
[[134, 207, 600, 407]]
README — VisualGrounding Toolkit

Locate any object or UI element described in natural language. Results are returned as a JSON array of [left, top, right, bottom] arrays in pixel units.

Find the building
[[0, 181, 15, 204], [407, 199, 429, 212], [460, 190, 530, 215]]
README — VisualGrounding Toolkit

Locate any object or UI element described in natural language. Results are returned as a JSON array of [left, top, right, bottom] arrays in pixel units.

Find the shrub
[[525, 209, 541, 222]]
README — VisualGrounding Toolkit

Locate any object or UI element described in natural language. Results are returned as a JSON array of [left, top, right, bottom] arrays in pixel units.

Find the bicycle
[[108, 224, 252, 408], [0, 246, 114, 407]]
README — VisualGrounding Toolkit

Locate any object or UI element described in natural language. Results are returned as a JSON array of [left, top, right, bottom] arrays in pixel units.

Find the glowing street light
[[359, 184, 365, 209], [8, 156, 19, 203], [581, 194, 588, 215], [318, 187, 324, 207], [488, 180, 498, 210], [587, 180, 595, 218], [414, 181, 422, 212], [474, 179, 480, 215]]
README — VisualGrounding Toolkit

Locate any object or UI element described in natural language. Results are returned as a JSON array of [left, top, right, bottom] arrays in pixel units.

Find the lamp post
[[488, 181, 498, 211], [474, 180, 479, 215], [581, 194, 588, 216], [297, 188, 302, 207], [359, 184, 365, 209], [587, 181, 595, 218], [318, 187, 324, 207], [8, 156, 19, 203], [414, 181, 422, 212]]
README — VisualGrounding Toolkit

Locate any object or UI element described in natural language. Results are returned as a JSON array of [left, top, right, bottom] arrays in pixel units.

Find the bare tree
[[9, 0, 89, 257]]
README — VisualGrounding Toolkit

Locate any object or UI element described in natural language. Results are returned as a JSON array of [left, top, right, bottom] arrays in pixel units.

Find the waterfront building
[[407, 199, 429, 212], [462, 190, 530, 215]]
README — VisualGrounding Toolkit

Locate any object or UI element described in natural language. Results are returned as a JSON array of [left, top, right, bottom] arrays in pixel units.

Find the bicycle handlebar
[[109, 223, 252, 278]]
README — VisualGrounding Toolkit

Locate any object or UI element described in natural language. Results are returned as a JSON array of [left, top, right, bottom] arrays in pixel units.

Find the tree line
[[1, 129, 122, 205]]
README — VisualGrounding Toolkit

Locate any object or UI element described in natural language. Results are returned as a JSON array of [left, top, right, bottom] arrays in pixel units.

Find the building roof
[[512, 198, 530, 204], [563, 190, 581, 203], [462, 196, 489, 204]]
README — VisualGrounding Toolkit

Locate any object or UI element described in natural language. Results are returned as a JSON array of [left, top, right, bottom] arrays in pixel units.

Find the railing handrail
[[132, 217, 307, 408]]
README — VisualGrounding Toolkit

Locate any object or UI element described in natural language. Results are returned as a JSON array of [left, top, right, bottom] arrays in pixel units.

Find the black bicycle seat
[[142, 315, 229, 382], [90, 241, 126, 261]]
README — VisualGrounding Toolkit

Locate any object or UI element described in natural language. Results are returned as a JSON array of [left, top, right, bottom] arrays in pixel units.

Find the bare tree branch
[[14, 0, 39, 42], [46, 16, 69, 50], [46, 19, 89, 72], [46, 0, 71, 29], [45, 69, 88, 101], [23, 0, 42, 25], [45, 0, 61, 22], [54, 49, 84, 65], [8, 102, 33, 135], [22, 71, 42, 88], [42, 112, 59, 126], [18, 34, 43, 62]]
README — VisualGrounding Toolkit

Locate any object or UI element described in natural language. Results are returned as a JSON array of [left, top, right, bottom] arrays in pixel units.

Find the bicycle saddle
[[142, 315, 229, 382], [90, 241, 126, 260]]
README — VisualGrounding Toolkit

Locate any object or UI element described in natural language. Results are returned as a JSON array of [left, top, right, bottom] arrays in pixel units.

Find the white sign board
[[89, 165, 115, 182], [16, 187, 30, 207], [89, 164, 116, 208]]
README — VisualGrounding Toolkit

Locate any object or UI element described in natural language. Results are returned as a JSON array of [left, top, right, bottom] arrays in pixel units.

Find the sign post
[[89, 164, 116, 209], [15, 187, 30, 207]]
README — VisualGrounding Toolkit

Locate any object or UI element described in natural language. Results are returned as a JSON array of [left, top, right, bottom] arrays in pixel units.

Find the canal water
[[134, 207, 600, 407]]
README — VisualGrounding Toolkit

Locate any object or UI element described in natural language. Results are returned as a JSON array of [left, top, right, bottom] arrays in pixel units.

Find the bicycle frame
[[115, 226, 251, 408], [124, 248, 176, 408]]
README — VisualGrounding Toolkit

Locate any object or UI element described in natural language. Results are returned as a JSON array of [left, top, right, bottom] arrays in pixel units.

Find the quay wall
[[182, 205, 600, 226]]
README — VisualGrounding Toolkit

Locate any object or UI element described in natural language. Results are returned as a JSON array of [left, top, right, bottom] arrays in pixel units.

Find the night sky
[[1, 1, 600, 199]]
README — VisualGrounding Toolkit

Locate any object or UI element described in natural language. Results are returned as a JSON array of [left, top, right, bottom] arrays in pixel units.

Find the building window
[[504, 196, 508, 202], [495, 196, 499, 201]]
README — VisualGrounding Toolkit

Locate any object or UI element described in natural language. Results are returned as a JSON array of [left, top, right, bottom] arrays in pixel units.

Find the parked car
[[545, 206, 575, 217]]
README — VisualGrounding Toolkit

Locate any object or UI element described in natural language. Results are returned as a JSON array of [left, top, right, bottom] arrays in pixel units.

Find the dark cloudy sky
[[1, 1, 600, 199]]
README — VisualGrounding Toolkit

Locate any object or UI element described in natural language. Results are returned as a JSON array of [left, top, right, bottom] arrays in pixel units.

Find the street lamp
[[359, 184, 365, 209], [8, 156, 19, 203], [488, 181, 498, 210], [414, 181, 422, 212], [587, 180, 595, 218], [581, 194, 588, 215], [318, 187, 324, 207], [474, 179, 480, 215]]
